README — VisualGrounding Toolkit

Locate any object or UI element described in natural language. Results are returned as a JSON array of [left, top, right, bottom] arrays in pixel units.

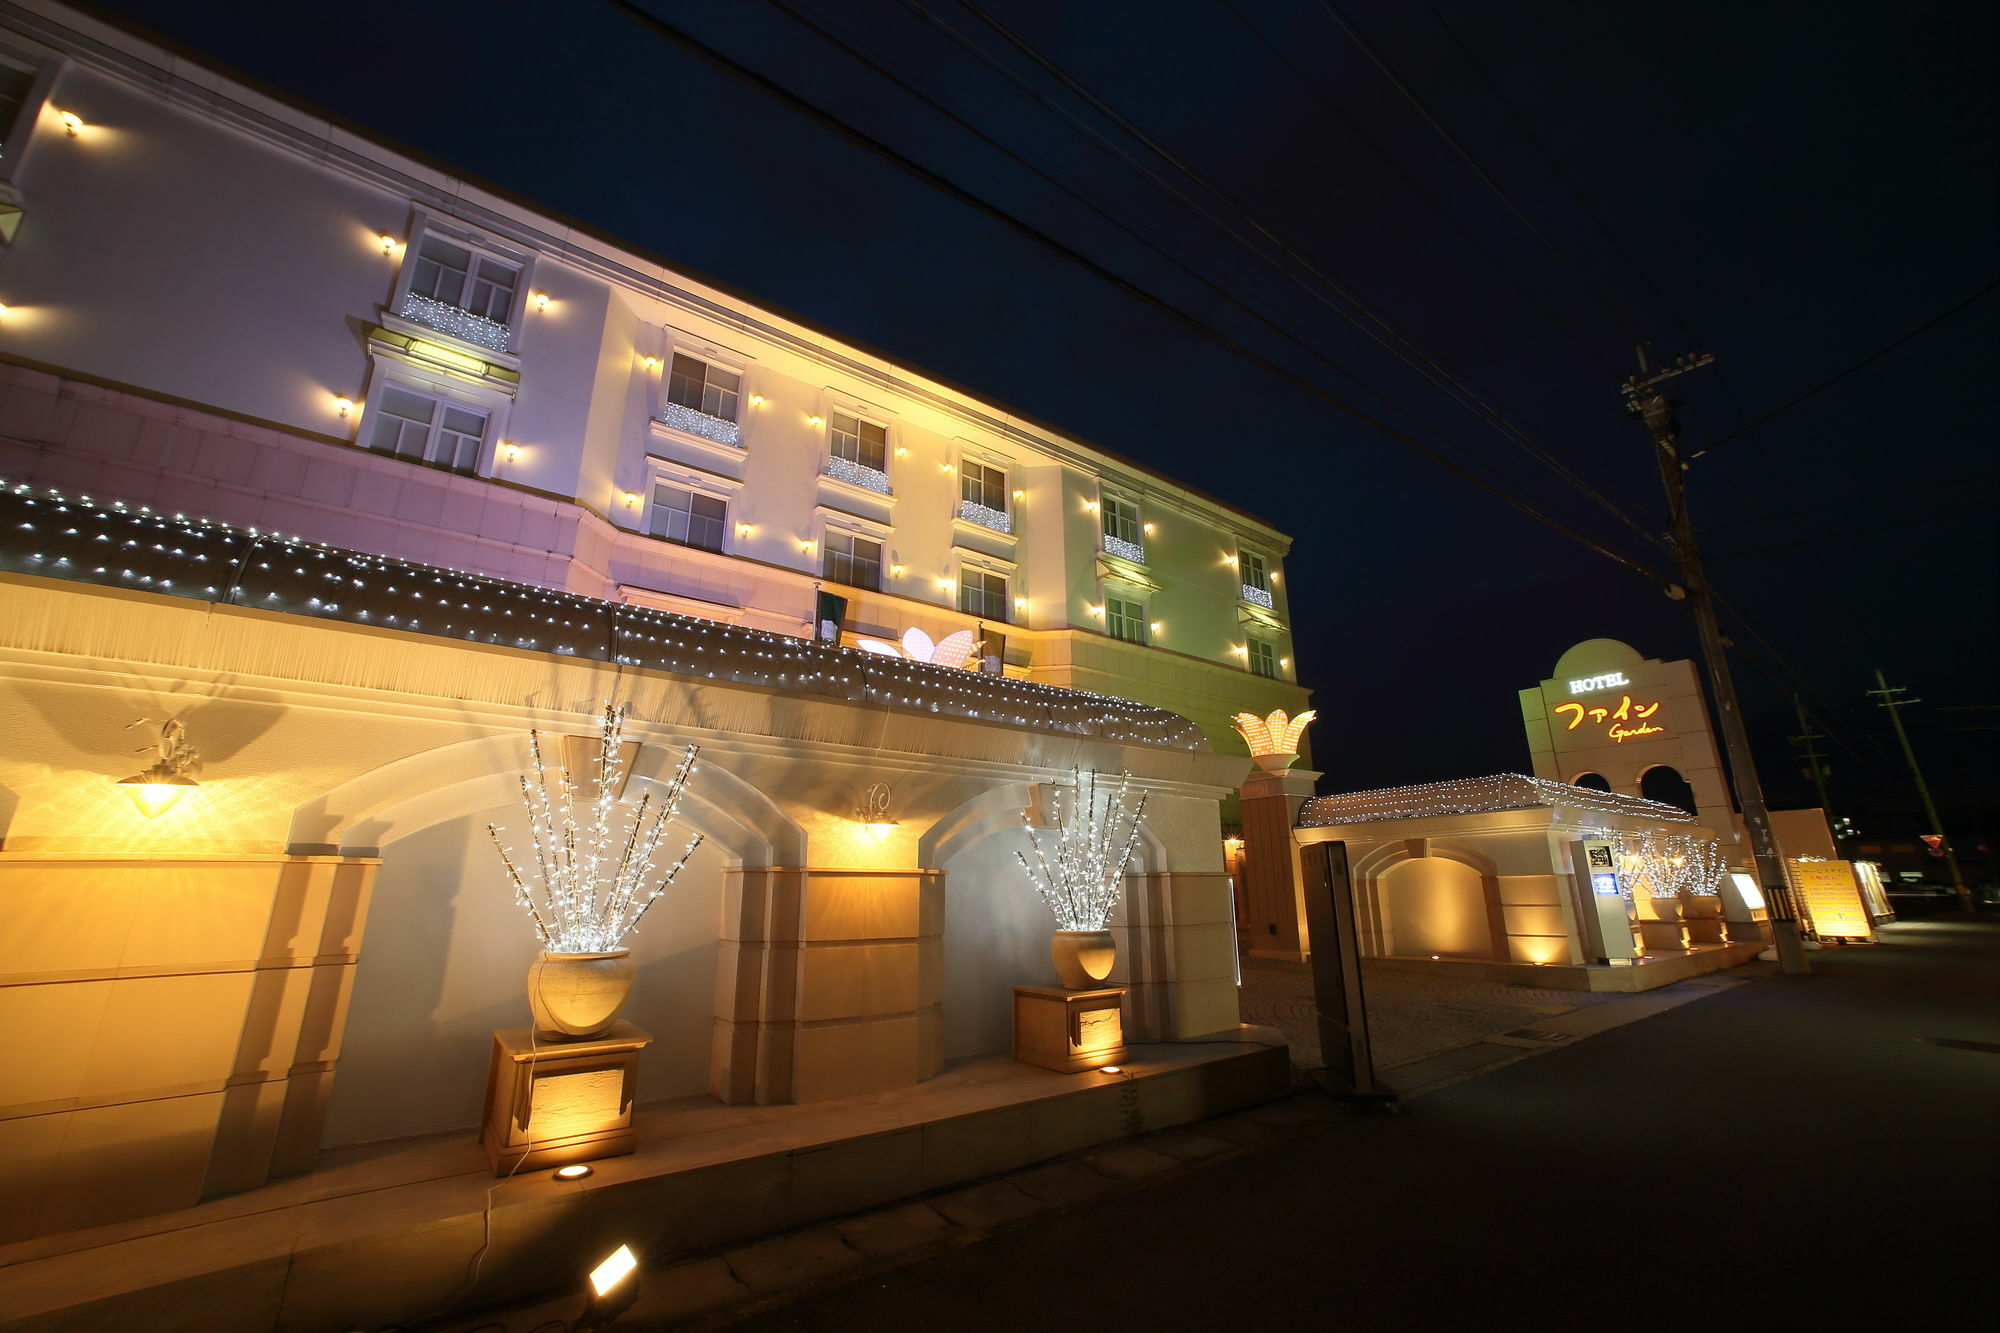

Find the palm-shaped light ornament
[[1230, 708, 1317, 772]]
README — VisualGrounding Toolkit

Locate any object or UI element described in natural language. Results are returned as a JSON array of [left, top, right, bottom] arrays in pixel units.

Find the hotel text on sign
[[1553, 694, 1666, 744]]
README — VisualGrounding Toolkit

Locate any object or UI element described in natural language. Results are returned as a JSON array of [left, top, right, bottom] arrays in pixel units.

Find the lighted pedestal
[[480, 1021, 651, 1176], [1012, 985, 1129, 1073]]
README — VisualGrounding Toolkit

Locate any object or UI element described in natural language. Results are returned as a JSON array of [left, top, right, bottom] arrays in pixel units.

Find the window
[[366, 382, 488, 474], [1248, 638, 1278, 678], [1240, 549, 1274, 608], [958, 569, 1008, 622], [0, 56, 35, 158], [667, 354, 741, 423], [1101, 495, 1143, 561], [401, 234, 521, 352], [822, 531, 883, 590], [958, 461, 1011, 532], [830, 413, 887, 471], [1106, 596, 1146, 644], [648, 483, 727, 552]]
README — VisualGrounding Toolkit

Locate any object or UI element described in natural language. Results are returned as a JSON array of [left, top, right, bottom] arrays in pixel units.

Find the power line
[[909, 0, 1669, 554], [603, 0, 1670, 585], [1690, 278, 1999, 459]]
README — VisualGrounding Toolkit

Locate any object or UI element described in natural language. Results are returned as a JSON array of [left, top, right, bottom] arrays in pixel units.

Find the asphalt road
[[721, 917, 2000, 1332]]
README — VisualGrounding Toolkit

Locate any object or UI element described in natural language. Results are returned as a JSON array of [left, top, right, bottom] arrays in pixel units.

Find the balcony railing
[[825, 455, 891, 494], [1240, 583, 1274, 609], [657, 401, 743, 447], [1101, 532, 1144, 563], [956, 499, 1012, 534], [398, 292, 512, 353]]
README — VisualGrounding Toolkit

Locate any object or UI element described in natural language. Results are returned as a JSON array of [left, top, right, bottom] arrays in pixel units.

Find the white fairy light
[[1014, 767, 1148, 932], [1300, 773, 1696, 826], [1592, 825, 1726, 899], [486, 702, 703, 952]]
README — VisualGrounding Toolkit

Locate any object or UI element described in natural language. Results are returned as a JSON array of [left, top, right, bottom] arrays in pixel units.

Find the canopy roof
[[1299, 774, 1696, 827]]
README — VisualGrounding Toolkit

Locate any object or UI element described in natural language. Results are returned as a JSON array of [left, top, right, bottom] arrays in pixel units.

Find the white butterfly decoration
[[855, 626, 979, 669]]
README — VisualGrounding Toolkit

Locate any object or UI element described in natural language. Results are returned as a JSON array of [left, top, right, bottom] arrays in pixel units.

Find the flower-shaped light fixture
[[1230, 708, 1317, 772]]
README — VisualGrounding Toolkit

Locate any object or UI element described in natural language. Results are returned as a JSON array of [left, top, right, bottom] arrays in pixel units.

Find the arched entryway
[[1380, 857, 1498, 958]]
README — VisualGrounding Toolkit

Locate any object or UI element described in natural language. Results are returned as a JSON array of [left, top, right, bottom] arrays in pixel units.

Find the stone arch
[[1571, 771, 1612, 792], [1348, 838, 1503, 960], [1639, 763, 1698, 816]]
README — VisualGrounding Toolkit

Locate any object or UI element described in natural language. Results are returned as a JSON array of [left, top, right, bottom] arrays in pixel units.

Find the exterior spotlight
[[379, 233, 397, 254], [58, 110, 82, 136], [895, 445, 909, 457], [118, 718, 199, 818], [1012, 488, 1024, 500], [941, 462, 955, 473], [736, 522, 752, 536], [501, 442, 521, 461], [577, 1244, 640, 1330], [554, 1163, 593, 1181], [1143, 522, 1155, 534], [855, 782, 900, 841], [891, 563, 906, 577], [622, 490, 640, 507], [808, 414, 824, 428], [531, 291, 550, 311], [750, 393, 767, 407], [642, 354, 659, 370], [1099, 1066, 1122, 1074], [335, 396, 353, 417]]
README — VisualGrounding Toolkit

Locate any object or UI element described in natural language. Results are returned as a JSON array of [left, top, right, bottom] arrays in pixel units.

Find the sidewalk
[[445, 954, 1770, 1331]]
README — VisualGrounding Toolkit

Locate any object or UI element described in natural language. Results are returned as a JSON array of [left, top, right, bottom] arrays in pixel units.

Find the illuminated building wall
[[0, 0, 1308, 756]]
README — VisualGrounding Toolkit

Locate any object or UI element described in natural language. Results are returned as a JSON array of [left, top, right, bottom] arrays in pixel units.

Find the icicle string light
[[0, 479, 1204, 750], [1300, 773, 1696, 826], [1588, 825, 1726, 899], [1014, 768, 1149, 932], [487, 702, 704, 952]]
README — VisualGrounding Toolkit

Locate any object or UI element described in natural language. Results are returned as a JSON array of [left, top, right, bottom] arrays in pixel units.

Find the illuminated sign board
[[1567, 672, 1630, 694], [1553, 694, 1665, 744], [1789, 860, 1871, 939], [1581, 839, 1621, 895]]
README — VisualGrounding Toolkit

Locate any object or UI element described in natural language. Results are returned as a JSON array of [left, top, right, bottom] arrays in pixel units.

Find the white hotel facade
[[0, 0, 1309, 751]]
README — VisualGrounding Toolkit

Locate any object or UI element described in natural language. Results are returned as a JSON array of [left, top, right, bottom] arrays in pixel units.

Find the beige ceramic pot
[[1051, 929, 1117, 990], [527, 949, 635, 1040]]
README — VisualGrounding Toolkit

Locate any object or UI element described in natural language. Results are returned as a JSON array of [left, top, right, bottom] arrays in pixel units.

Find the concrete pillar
[[1240, 767, 1320, 961]]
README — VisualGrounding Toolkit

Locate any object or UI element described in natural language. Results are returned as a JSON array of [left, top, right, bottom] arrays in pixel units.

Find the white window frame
[[817, 391, 897, 496], [953, 446, 1013, 535], [640, 460, 741, 552], [1247, 636, 1280, 679], [356, 373, 501, 476], [1104, 591, 1148, 645], [950, 549, 1017, 624], [1099, 489, 1144, 562], [0, 43, 60, 189], [387, 209, 534, 355], [813, 507, 894, 592], [655, 333, 754, 451]]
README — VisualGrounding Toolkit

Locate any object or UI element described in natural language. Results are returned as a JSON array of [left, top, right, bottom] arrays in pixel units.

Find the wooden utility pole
[[1790, 703, 1837, 832], [1624, 348, 1808, 972], [1868, 669, 1974, 916]]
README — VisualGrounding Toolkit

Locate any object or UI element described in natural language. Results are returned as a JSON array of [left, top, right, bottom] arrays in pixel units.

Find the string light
[[0, 480, 1206, 749], [1016, 768, 1149, 932], [1590, 825, 1726, 899], [397, 292, 511, 353], [487, 703, 702, 952], [1300, 774, 1698, 827]]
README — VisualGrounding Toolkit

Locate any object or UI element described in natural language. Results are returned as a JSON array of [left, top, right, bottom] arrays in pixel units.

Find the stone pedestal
[[1012, 985, 1128, 1073], [480, 1021, 650, 1175]]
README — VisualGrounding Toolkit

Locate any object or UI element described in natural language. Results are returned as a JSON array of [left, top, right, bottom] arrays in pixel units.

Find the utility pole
[[1790, 703, 1838, 836], [1624, 348, 1808, 973], [1867, 669, 1973, 916]]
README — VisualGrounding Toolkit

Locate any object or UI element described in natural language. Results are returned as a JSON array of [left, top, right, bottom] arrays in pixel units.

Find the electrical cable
[[605, 0, 1672, 585], [1690, 279, 1999, 459], [931, 0, 1669, 555]]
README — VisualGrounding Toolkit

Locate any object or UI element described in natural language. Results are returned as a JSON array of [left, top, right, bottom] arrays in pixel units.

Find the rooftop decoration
[[1230, 708, 1316, 771], [0, 480, 1206, 749], [856, 626, 978, 669], [1299, 774, 1697, 827]]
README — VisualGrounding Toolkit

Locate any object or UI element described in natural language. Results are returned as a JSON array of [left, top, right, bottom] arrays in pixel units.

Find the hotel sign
[[1552, 694, 1666, 744], [1567, 672, 1630, 694]]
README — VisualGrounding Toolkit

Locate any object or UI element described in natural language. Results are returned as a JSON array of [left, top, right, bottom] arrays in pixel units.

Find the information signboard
[[1787, 860, 1871, 939]]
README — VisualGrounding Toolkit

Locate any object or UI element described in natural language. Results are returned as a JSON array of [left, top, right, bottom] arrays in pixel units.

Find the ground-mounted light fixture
[[576, 1243, 640, 1331], [856, 782, 900, 841], [553, 1163, 593, 1181], [1099, 1065, 1122, 1074], [118, 717, 199, 818]]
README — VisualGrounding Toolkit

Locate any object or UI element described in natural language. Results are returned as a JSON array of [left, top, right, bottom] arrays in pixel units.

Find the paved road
[[720, 918, 2000, 1332]]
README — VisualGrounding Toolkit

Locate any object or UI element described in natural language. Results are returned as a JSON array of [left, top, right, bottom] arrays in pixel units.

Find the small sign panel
[[1580, 839, 1620, 895]]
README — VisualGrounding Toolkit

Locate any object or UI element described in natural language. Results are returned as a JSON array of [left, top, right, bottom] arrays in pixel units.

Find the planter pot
[[1251, 752, 1299, 772], [1051, 929, 1117, 990], [527, 949, 635, 1041]]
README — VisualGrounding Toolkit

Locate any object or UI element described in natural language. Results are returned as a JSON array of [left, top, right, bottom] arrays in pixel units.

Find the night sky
[[88, 1, 1996, 833]]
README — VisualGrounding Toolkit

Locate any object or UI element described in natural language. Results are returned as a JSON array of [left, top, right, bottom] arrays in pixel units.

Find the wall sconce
[[530, 291, 551, 312], [379, 233, 398, 255], [937, 578, 953, 592], [334, 395, 353, 417], [501, 442, 521, 462], [1143, 522, 1155, 535], [736, 522, 752, 537], [1084, 500, 1099, 512], [1224, 554, 1238, 567], [750, 394, 766, 407], [856, 782, 900, 841], [808, 414, 824, 428], [622, 490, 640, 507], [118, 718, 199, 819], [895, 445, 909, 457], [581, 1244, 640, 1328], [1088, 604, 1104, 617], [1150, 621, 1162, 635], [1231, 643, 1248, 656], [800, 539, 816, 553], [58, 110, 82, 136], [1012, 489, 1024, 501], [941, 462, 955, 473], [1280, 656, 1292, 668], [642, 354, 659, 371], [1270, 572, 1281, 583], [1013, 596, 1027, 610], [891, 563, 906, 577]]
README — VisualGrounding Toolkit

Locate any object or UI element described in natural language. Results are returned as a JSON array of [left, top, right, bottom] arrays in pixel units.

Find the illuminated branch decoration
[[487, 703, 703, 952], [1610, 828, 1726, 898], [1230, 708, 1316, 771], [1015, 768, 1149, 932]]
